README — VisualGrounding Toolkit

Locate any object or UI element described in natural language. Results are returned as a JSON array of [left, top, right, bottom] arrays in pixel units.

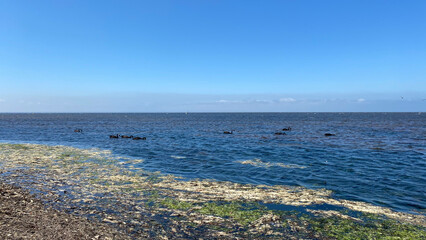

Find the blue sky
[[0, 0, 425, 112]]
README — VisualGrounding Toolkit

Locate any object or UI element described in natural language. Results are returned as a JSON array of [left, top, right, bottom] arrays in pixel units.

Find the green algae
[[6, 144, 30, 150], [160, 198, 193, 210], [270, 208, 426, 239], [310, 215, 426, 239], [197, 202, 267, 226]]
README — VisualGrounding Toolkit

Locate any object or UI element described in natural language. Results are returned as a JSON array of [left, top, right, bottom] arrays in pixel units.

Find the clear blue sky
[[0, 0, 425, 112]]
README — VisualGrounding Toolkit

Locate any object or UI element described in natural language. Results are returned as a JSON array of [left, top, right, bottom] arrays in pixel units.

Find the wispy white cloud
[[216, 99, 272, 104], [279, 97, 296, 103], [216, 99, 243, 103], [254, 99, 272, 103], [0, 98, 5, 103], [357, 98, 366, 102]]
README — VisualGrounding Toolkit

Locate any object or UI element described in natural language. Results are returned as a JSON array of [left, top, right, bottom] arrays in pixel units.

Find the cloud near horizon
[[0, 92, 424, 112], [279, 98, 297, 103]]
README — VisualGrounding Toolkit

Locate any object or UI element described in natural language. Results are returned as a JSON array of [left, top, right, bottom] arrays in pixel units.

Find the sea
[[0, 113, 425, 215]]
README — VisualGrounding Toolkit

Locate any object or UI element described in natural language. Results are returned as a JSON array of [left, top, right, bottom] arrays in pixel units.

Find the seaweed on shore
[[0, 143, 425, 239]]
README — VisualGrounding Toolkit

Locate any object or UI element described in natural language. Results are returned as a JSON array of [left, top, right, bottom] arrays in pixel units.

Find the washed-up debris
[[236, 158, 307, 169]]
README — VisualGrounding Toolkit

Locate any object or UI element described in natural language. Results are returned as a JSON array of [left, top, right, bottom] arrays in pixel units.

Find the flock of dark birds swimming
[[74, 127, 335, 139], [73, 129, 147, 140], [109, 134, 146, 140]]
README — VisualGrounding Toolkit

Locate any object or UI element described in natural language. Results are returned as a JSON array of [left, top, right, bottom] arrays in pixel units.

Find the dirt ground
[[0, 182, 131, 240]]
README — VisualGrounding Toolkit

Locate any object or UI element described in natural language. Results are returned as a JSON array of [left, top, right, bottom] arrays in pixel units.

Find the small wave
[[171, 155, 186, 159], [236, 158, 306, 169]]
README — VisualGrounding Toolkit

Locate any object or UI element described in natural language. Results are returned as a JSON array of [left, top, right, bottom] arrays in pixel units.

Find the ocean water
[[0, 113, 425, 214]]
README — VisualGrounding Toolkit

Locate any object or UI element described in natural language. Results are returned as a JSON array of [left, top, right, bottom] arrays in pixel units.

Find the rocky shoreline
[[0, 181, 130, 240]]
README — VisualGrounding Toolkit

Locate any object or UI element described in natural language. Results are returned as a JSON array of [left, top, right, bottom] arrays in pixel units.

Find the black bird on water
[[223, 130, 234, 134], [282, 127, 292, 131], [109, 134, 120, 138], [274, 132, 286, 135], [74, 129, 83, 133], [324, 133, 335, 137], [121, 135, 133, 138], [133, 137, 146, 140]]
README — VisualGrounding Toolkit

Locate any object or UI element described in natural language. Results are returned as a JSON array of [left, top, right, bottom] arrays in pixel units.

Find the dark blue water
[[0, 113, 425, 214]]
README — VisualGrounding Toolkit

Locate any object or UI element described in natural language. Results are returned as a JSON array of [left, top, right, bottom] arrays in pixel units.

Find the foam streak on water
[[0, 113, 425, 214]]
